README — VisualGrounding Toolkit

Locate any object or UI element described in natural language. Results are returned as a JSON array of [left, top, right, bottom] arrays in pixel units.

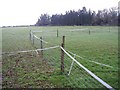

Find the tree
[[108, 7, 118, 25], [118, 14, 120, 26], [35, 6, 118, 26], [36, 14, 50, 26]]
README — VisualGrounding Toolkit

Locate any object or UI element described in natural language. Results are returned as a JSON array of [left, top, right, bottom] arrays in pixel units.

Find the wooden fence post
[[30, 30, 31, 40], [109, 27, 110, 32], [40, 37, 43, 57], [33, 33, 34, 45], [89, 29, 90, 35], [61, 36, 65, 73], [57, 29, 59, 37]]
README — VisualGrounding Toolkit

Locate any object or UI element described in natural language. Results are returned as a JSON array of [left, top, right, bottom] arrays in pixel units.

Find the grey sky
[[0, 0, 119, 26]]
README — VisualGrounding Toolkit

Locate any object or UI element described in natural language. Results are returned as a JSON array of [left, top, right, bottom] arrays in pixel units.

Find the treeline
[[35, 6, 118, 26]]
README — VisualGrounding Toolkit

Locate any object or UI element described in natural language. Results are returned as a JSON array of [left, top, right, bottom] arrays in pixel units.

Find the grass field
[[2, 26, 118, 88]]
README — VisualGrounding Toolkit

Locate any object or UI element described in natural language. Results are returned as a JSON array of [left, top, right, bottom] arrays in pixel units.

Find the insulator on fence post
[[61, 36, 65, 73]]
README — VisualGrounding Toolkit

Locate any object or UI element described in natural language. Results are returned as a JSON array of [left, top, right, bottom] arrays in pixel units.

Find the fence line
[[32, 31, 42, 33], [3, 30, 115, 88], [66, 50, 114, 69], [2, 45, 60, 56], [3, 39, 114, 89], [69, 28, 88, 32], [30, 29, 61, 51], [31, 31, 49, 44], [60, 46, 114, 90], [33, 34, 48, 44], [29, 30, 115, 88]]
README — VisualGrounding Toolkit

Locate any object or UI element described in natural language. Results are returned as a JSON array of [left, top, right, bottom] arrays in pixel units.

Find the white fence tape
[[2, 45, 60, 55], [69, 28, 88, 32], [33, 35, 40, 40], [67, 50, 114, 69], [33, 34, 48, 44], [60, 46, 114, 90], [32, 31, 42, 33], [37, 45, 59, 51], [90, 61, 114, 68]]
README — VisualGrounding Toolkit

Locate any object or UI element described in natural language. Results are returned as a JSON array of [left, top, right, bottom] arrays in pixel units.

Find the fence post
[[109, 27, 110, 32], [89, 29, 90, 35], [30, 30, 31, 40], [61, 36, 65, 73], [32, 33, 34, 45], [40, 37, 43, 57], [57, 29, 59, 37]]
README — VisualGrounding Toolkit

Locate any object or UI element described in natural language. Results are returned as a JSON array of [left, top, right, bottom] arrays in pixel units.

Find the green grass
[[2, 51, 70, 88], [2, 26, 118, 88]]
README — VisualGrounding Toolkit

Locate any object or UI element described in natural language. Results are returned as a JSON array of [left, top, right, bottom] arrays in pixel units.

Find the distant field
[[2, 26, 118, 88]]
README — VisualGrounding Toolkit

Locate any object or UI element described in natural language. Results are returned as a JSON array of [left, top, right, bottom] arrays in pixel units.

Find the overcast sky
[[0, 0, 119, 26]]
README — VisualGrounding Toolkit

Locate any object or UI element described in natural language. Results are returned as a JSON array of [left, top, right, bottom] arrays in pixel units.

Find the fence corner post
[[61, 36, 65, 73]]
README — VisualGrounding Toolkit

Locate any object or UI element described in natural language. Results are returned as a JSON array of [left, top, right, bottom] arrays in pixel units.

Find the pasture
[[2, 26, 118, 88]]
